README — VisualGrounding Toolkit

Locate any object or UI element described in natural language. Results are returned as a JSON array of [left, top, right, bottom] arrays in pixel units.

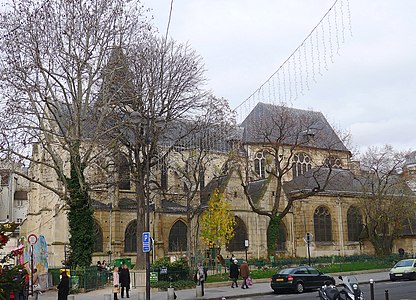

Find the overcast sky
[[140, 0, 415, 154]]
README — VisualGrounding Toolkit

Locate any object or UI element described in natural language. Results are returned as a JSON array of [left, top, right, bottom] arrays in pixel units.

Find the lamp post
[[244, 239, 249, 261]]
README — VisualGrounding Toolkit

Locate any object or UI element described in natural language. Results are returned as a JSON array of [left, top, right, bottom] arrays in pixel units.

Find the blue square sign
[[142, 232, 151, 253]]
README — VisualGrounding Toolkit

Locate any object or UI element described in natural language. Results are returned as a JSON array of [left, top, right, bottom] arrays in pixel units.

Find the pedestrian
[[102, 260, 108, 271], [119, 264, 130, 298], [230, 253, 235, 263], [97, 261, 102, 271], [239, 260, 250, 289], [57, 271, 70, 300], [32, 268, 40, 300], [112, 266, 120, 300], [195, 263, 205, 296], [229, 259, 239, 288]]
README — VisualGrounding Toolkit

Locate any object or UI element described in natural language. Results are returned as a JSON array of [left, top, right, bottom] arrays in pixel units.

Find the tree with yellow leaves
[[199, 189, 236, 249]]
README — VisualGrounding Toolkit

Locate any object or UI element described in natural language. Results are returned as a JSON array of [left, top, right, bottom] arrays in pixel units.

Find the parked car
[[389, 258, 416, 281], [271, 266, 335, 294]]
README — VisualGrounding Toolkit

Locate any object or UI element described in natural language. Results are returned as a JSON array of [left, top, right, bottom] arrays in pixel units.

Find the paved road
[[33, 270, 391, 300], [246, 280, 416, 300]]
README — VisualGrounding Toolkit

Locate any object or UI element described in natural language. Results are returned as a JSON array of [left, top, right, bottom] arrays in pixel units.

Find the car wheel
[[272, 288, 279, 294], [295, 282, 304, 293], [389, 276, 396, 282]]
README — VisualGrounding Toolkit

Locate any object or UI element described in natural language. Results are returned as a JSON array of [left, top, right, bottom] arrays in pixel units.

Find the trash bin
[[196, 285, 203, 297], [167, 287, 175, 300], [115, 258, 132, 268]]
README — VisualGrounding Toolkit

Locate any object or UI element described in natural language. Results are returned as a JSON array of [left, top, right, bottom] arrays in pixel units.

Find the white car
[[389, 259, 416, 281]]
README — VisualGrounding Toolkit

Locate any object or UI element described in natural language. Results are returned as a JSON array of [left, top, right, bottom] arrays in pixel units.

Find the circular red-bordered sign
[[27, 234, 38, 245]]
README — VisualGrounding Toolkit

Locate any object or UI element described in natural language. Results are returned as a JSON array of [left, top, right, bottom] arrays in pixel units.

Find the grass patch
[[205, 260, 392, 283]]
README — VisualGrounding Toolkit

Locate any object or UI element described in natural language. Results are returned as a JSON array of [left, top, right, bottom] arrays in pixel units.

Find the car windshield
[[395, 260, 413, 267], [279, 268, 296, 274]]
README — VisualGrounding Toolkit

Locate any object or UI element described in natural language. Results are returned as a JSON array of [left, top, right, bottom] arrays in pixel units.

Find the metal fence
[[48, 267, 111, 292]]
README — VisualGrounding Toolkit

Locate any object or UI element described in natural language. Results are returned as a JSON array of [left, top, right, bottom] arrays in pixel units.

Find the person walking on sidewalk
[[229, 259, 239, 288], [239, 261, 250, 289], [195, 263, 205, 296], [119, 264, 130, 298], [112, 267, 120, 300], [57, 271, 70, 300]]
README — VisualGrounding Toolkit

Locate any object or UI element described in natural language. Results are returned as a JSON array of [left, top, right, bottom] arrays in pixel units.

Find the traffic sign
[[142, 232, 151, 253], [27, 234, 38, 245], [304, 232, 313, 245]]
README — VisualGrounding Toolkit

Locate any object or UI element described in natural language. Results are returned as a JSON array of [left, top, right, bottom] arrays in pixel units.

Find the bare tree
[[107, 35, 210, 269], [0, 0, 150, 267], [164, 96, 235, 264], [237, 102, 351, 255], [357, 145, 415, 255]]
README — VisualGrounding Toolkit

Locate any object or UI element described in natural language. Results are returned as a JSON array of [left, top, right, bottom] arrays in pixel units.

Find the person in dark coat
[[229, 259, 239, 288], [119, 264, 130, 298], [57, 271, 70, 300], [239, 260, 250, 289]]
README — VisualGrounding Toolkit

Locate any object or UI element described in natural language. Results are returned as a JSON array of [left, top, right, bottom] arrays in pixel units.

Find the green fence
[[71, 267, 110, 292], [49, 267, 110, 292]]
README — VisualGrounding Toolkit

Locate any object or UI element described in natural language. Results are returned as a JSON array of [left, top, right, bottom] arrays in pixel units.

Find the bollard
[[385, 289, 389, 300], [369, 279, 374, 300], [137, 291, 145, 300], [196, 285, 203, 297], [167, 287, 175, 300], [353, 284, 359, 300], [104, 294, 111, 300]]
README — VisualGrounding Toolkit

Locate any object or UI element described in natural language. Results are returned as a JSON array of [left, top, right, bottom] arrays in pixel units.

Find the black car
[[271, 266, 335, 294]]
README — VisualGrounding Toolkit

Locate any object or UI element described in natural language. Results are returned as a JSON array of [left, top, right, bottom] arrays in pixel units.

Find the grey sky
[[141, 0, 415, 153]]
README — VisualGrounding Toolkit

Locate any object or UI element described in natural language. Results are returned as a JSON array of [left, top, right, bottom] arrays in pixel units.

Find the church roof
[[247, 179, 268, 203], [200, 175, 230, 205], [283, 167, 415, 197], [160, 199, 187, 213], [240, 102, 349, 152]]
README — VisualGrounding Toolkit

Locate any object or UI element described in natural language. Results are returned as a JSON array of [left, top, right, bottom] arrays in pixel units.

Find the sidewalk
[[37, 270, 390, 300]]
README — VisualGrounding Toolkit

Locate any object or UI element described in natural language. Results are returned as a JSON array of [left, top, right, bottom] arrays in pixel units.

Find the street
[[239, 280, 416, 300]]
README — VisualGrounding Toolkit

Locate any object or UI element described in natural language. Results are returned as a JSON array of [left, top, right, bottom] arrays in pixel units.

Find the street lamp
[[244, 239, 249, 261]]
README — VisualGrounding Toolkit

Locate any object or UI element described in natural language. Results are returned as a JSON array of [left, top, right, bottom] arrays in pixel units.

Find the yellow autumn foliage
[[199, 189, 236, 248]]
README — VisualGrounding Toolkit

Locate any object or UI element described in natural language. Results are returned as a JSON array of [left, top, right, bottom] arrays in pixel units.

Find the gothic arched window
[[199, 165, 205, 190], [226, 217, 248, 252], [117, 154, 131, 190], [347, 206, 363, 241], [124, 220, 137, 253], [254, 151, 267, 178], [314, 206, 332, 242], [168, 220, 187, 252], [292, 152, 312, 178], [161, 163, 168, 190], [324, 156, 342, 169], [93, 220, 103, 252]]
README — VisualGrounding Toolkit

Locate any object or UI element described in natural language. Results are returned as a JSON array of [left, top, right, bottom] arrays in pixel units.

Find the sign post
[[303, 232, 313, 266], [142, 232, 151, 253], [244, 239, 249, 261], [27, 234, 38, 297]]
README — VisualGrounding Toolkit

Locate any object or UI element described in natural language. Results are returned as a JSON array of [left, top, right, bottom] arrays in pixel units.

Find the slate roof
[[406, 151, 416, 166], [240, 102, 349, 152], [200, 175, 230, 205], [160, 199, 187, 213], [283, 167, 415, 197], [247, 179, 268, 203]]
